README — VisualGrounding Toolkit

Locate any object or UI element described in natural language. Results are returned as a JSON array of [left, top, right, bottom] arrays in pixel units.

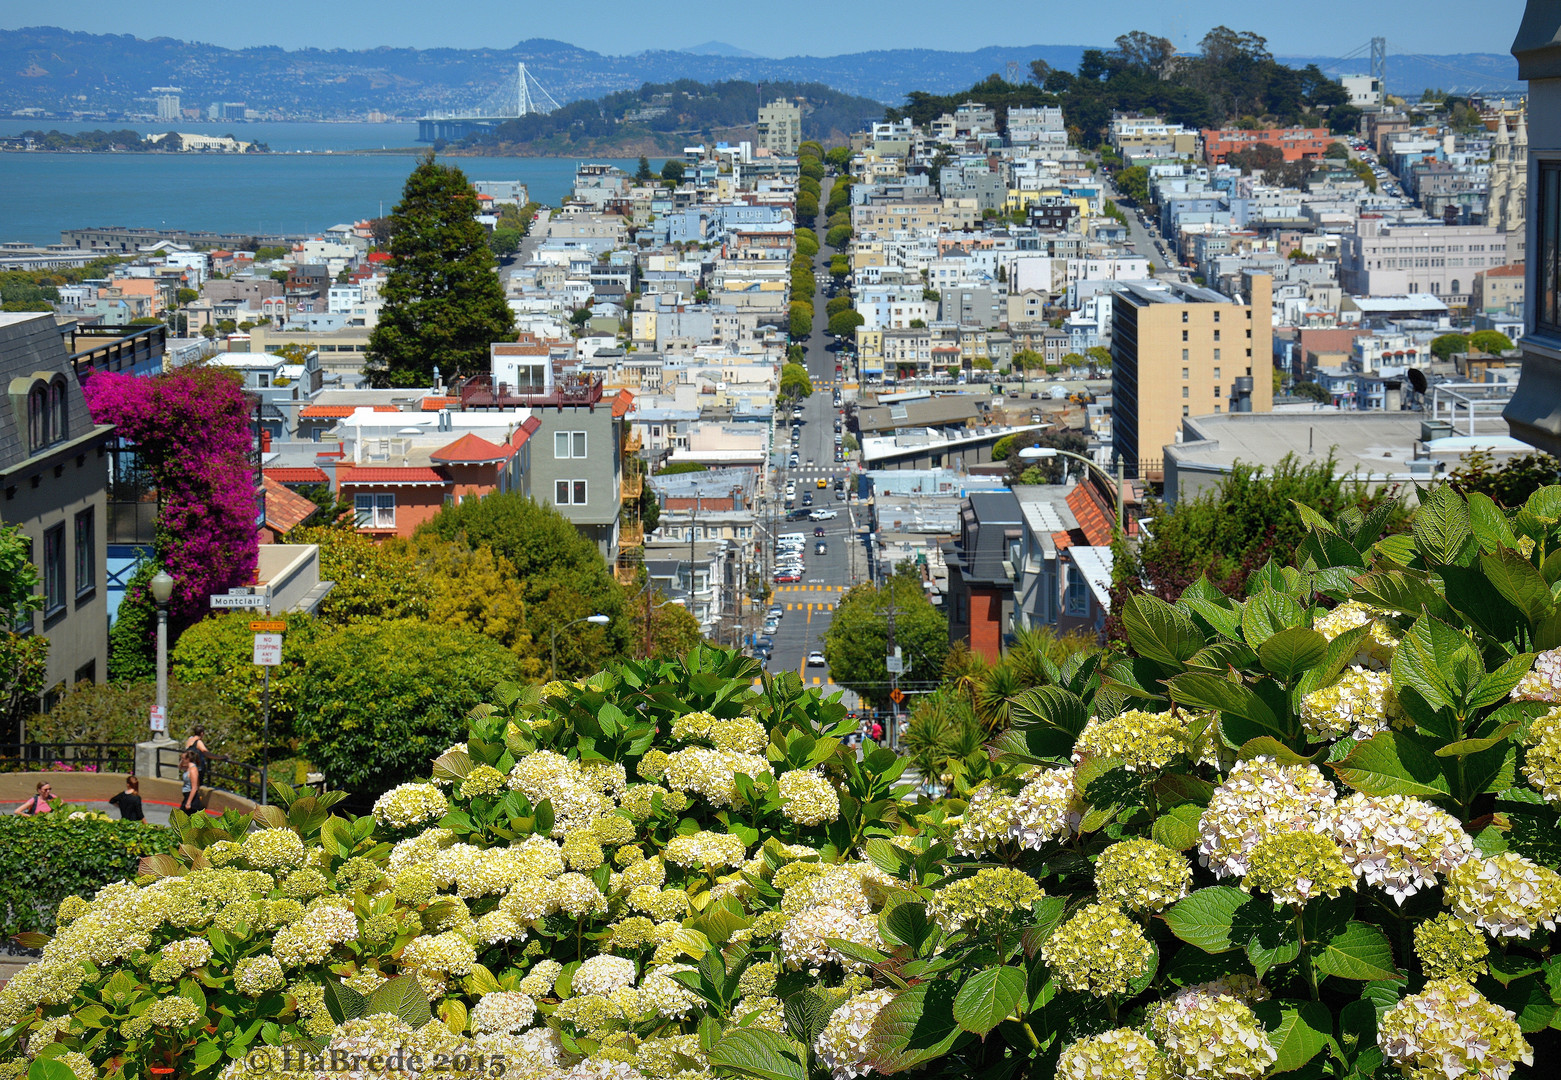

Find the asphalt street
[[754, 174, 863, 705]]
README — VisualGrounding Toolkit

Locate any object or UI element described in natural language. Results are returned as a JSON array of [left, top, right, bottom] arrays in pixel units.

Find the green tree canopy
[[415, 493, 631, 675], [635, 156, 653, 182], [1430, 333, 1470, 360], [823, 565, 948, 708], [827, 309, 865, 337], [170, 610, 321, 752], [1468, 329, 1515, 354], [1116, 166, 1151, 204], [365, 153, 516, 388], [287, 526, 432, 626], [824, 146, 852, 169], [789, 303, 813, 339], [660, 159, 686, 184], [780, 362, 814, 401], [825, 224, 853, 249], [796, 192, 819, 219], [296, 620, 524, 795], [795, 234, 819, 259], [825, 294, 854, 317]]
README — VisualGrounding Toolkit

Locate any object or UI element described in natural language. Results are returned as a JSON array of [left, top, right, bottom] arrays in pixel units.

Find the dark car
[[802, 493, 814, 506], [814, 526, 826, 537]]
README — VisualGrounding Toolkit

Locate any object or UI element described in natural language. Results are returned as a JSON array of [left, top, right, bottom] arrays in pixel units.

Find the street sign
[[149, 705, 167, 733], [250, 620, 287, 633], [211, 594, 267, 609], [889, 688, 905, 704], [253, 633, 284, 666], [885, 657, 904, 674]]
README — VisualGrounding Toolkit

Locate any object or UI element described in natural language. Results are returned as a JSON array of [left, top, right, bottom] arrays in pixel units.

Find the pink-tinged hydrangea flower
[[1380, 979, 1532, 1080], [1330, 793, 1473, 902], [1510, 648, 1561, 703], [1197, 757, 1337, 878]]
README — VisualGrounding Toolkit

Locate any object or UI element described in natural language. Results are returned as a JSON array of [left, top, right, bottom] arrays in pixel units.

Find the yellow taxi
[[816, 478, 828, 489]]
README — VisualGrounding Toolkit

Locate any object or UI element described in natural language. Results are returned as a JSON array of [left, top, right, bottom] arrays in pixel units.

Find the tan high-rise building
[[1110, 276, 1273, 477], [757, 100, 802, 155]]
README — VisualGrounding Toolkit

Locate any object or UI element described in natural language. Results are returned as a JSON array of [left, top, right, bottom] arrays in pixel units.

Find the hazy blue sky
[[0, 0, 1531, 57]]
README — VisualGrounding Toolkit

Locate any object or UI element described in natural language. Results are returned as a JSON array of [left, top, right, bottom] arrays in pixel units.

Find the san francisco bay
[[0, 121, 659, 246]]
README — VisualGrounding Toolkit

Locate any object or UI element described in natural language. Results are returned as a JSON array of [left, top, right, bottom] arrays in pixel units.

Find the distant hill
[[681, 41, 766, 59], [0, 28, 1521, 119], [0, 27, 1085, 114], [450, 78, 886, 157]]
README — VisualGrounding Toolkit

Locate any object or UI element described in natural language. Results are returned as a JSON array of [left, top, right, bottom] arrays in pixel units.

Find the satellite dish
[[1407, 368, 1428, 395]]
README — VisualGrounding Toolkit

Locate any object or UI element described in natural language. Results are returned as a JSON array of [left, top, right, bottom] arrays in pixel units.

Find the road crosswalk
[[779, 601, 835, 612], [772, 584, 847, 594]]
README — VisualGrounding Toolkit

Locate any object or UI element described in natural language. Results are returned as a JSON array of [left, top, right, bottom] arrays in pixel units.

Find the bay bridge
[[417, 63, 563, 142]]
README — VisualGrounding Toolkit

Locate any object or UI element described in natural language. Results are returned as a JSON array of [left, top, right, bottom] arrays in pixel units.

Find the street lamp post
[[149, 570, 174, 737], [550, 614, 610, 681], [1018, 446, 1125, 534]]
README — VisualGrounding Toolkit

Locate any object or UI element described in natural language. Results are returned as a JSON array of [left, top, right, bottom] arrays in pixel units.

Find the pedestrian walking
[[109, 775, 144, 821], [179, 751, 204, 815], [15, 780, 55, 816]]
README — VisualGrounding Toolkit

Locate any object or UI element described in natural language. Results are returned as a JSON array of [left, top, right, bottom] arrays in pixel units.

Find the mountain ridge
[[0, 26, 1522, 118]]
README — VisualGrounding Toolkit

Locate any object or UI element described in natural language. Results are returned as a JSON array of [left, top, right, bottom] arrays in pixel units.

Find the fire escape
[[616, 424, 645, 585]]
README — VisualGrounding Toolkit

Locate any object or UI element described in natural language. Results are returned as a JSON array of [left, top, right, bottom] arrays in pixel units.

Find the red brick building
[[1201, 127, 1332, 165]]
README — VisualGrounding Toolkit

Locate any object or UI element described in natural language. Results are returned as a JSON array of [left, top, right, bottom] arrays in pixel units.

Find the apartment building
[[1110, 276, 1274, 477], [0, 313, 115, 711], [1338, 219, 1510, 307], [1201, 127, 1332, 165], [756, 100, 803, 155]]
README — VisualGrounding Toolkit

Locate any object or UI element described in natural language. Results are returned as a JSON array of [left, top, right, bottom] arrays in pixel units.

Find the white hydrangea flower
[[1150, 984, 1278, 1080], [1330, 792, 1473, 903], [372, 783, 449, 829], [639, 964, 702, 1019], [1314, 600, 1399, 669], [471, 990, 537, 1034], [664, 830, 748, 869], [1510, 647, 1561, 703], [1006, 766, 1083, 849], [572, 955, 637, 997], [779, 905, 884, 972], [951, 784, 1017, 856], [776, 770, 841, 825], [1300, 667, 1403, 741], [663, 747, 773, 807], [1445, 851, 1561, 938], [1197, 757, 1337, 878], [1380, 979, 1532, 1080], [814, 988, 896, 1080]]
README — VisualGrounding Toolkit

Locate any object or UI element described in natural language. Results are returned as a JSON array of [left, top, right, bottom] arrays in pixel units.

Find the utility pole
[[877, 591, 905, 751]]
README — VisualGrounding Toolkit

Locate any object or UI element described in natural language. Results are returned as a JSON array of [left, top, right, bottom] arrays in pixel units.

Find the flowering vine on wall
[[85, 366, 259, 631]]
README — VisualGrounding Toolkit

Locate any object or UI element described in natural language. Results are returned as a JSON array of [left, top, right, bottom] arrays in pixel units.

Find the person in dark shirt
[[109, 775, 144, 821]]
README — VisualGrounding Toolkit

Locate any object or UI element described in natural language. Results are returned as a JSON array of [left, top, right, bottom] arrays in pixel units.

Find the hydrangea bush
[[7, 486, 1561, 1080]]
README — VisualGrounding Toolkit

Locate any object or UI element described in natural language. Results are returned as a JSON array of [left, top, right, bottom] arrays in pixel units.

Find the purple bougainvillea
[[85, 367, 259, 631]]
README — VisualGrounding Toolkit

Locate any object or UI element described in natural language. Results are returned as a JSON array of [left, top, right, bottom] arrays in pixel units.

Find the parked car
[[774, 571, 801, 583]]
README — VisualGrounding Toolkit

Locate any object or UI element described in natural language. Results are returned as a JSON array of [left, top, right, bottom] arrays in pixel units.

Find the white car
[[809, 509, 839, 521], [807, 651, 828, 667]]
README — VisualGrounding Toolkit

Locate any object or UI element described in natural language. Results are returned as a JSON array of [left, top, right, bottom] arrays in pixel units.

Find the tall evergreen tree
[[365, 153, 516, 388]]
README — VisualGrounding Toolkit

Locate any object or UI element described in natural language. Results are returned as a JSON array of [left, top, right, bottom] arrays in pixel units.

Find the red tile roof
[[431, 433, 513, 464], [611, 389, 635, 418], [367, 252, 392, 263], [339, 467, 450, 486], [421, 396, 460, 411], [1051, 530, 1074, 552], [264, 466, 329, 484], [1486, 263, 1525, 277], [1066, 483, 1113, 548], [299, 405, 400, 418], [262, 477, 320, 534], [511, 415, 542, 448]]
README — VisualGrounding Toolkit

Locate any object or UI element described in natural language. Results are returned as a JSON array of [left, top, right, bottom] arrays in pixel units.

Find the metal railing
[[155, 747, 265, 803], [0, 742, 136, 774]]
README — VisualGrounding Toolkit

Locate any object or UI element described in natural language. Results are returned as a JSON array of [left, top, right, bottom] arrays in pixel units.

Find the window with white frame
[[554, 431, 587, 458], [554, 480, 588, 505], [354, 494, 395, 529]]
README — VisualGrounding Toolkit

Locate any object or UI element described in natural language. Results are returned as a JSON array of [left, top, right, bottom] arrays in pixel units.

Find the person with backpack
[[15, 781, 54, 816]]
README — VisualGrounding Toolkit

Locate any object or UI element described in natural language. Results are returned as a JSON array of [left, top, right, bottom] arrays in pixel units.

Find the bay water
[[0, 121, 658, 246]]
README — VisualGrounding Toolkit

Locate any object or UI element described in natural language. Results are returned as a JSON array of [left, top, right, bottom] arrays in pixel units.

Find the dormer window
[[25, 376, 68, 453]]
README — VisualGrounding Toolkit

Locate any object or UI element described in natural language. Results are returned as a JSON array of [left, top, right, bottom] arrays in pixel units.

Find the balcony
[[623, 429, 643, 453], [620, 521, 644, 548], [615, 562, 641, 586], [621, 473, 643, 500], [457, 372, 603, 410]]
